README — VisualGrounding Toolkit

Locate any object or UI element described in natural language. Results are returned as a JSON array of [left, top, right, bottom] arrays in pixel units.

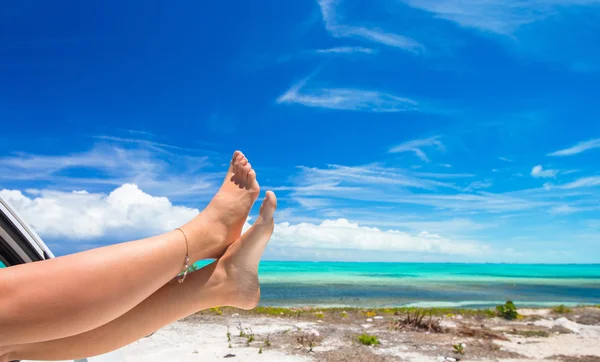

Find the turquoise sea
[[243, 262, 600, 308]]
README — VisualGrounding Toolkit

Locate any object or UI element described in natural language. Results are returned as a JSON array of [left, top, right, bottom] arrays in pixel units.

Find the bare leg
[[3, 192, 276, 362], [0, 151, 260, 346]]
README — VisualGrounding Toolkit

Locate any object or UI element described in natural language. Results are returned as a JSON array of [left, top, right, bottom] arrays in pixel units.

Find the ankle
[[179, 217, 224, 261]]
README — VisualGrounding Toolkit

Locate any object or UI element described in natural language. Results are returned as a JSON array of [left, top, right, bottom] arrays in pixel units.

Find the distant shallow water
[[200, 261, 600, 308]]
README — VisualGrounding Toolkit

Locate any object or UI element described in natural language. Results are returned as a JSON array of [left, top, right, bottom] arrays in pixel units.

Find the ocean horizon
[[197, 261, 600, 308]]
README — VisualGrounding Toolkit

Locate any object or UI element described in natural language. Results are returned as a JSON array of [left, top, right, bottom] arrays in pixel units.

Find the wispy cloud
[[314, 46, 375, 54], [276, 74, 418, 112], [548, 138, 600, 156], [531, 164, 558, 178], [559, 176, 600, 189], [317, 0, 424, 53], [401, 0, 600, 35], [291, 164, 456, 192], [0, 140, 221, 201], [499, 157, 513, 162], [389, 136, 445, 162], [463, 180, 493, 191]]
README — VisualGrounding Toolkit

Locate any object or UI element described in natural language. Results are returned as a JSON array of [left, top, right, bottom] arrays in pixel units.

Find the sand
[[22, 307, 600, 362], [118, 308, 600, 362]]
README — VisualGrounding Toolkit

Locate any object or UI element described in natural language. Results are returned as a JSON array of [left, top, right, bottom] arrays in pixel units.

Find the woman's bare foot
[[214, 191, 277, 310], [181, 151, 260, 260]]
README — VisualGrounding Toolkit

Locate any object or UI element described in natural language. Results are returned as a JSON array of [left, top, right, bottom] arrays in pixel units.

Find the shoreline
[[119, 305, 600, 362]]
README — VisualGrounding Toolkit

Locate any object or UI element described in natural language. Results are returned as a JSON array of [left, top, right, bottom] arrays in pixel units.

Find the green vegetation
[[485, 309, 497, 317], [258, 347, 263, 354], [357, 334, 380, 346], [228, 343, 232, 349], [195, 304, 573, 320], [226, 327, 231, 342], [496, 301, 519, 320], [263, 335, 272, 347], [246, 334, 255, 346], [552, 305, 572, 314], [452, 343, 465, 354], [209, 307, 222, 315], [364, 310, 377, 318]]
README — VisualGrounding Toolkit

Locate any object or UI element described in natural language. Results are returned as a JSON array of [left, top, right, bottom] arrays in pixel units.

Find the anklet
[[175, 228, 190, 283]]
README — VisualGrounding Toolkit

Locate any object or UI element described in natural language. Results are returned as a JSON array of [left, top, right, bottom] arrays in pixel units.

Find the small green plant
[[453, 343, 465, 354], [315, 311, 324, 319], [226, 326, 231, 342], [341, 311, 348, 318], [309, 342, 315, 352], [228, 343, 232, 348], [485, 309, 496, 317], [357, 334, 380, 346], [258, 347, 263, 354], [496, 301, 518, 320], [264, 335, 272, 347], [246, 330, 255, 346], [237, 322, 246, 337], [364, 310, 377, 318], [210, 307, 223, 315], [552, 304, 571, 314]]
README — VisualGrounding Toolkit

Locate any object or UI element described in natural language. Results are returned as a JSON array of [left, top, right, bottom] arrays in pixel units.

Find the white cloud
[[315, 46, 375, 54], [499, 157, 513, 162], [0, 185, 491, 258], [0, 185, 199, 240], [271, 218, 488, 256], [559, 176, 600, 189], [401, 0, 600, 35], [531, 165, 558, 178], [548, 138, 600, 156], [389, 136, 445, 162], [317, 0, 424, 53], [276, 75, 418, 112]]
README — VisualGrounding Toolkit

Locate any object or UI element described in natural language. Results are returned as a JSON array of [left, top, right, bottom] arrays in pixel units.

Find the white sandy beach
[[23, 308, 600, 362], [118, 309, 600, 362]]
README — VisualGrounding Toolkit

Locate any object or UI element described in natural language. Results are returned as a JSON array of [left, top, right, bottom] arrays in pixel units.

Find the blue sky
[[1, 0, 600, 263]]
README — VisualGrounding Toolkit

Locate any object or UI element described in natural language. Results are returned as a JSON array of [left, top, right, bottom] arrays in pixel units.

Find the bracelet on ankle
[[175, 228, 190, 283]]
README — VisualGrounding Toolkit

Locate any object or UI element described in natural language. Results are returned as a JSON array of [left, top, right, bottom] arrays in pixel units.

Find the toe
[[231, 151, 241, 165], [234, 155, 244, 179], [259, 191, 277, 220], [242, 163, 252, 186], [247, 169, 257, 188], [228, 151, 241, 174]]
